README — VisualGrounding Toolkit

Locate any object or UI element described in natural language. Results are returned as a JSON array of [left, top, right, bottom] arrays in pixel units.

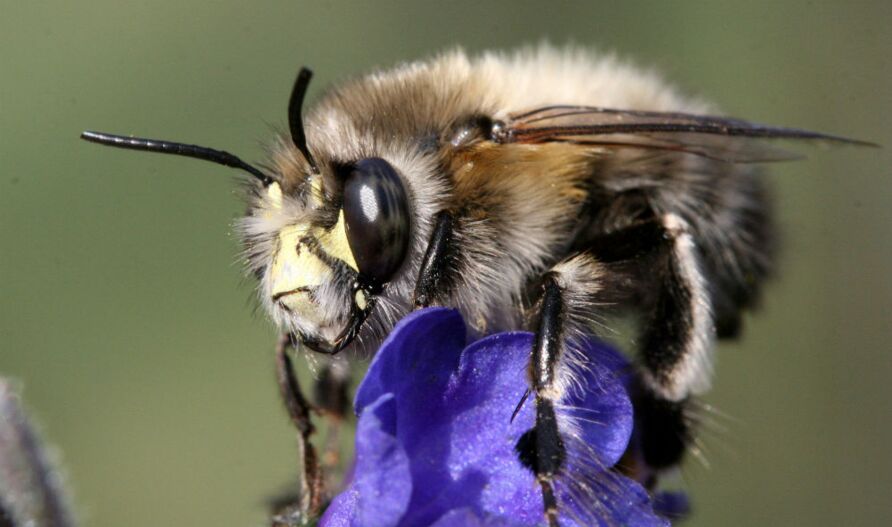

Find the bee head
[[82, 67, 412, 354], [242, 153, 410, 353], [242, 69, 411, 353]]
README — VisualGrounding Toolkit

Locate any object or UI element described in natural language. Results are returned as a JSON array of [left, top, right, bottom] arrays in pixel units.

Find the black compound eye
[[343, 158, 410, 286]]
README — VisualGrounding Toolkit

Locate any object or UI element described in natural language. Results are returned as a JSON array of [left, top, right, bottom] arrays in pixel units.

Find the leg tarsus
[[515, 397, 567, 477], [538, 476, 561, 527], [634, 387, 692, 470], [516, 401, 563, 527]]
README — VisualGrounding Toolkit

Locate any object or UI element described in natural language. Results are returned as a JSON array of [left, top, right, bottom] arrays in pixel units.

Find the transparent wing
[[494, 105, 876, 163]]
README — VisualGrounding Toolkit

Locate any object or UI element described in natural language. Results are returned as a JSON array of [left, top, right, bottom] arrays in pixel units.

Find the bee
[[81, 47, 871, 525]]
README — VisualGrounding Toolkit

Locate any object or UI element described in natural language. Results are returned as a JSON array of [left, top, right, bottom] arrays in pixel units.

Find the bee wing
[[496, 106, 876, 163]]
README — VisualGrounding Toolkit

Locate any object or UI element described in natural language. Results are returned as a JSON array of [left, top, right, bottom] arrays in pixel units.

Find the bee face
[[241, 150, 416, 351]]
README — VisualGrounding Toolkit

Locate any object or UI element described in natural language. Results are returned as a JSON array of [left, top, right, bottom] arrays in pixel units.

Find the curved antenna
[[80, 131, 274, 186], [288, 67, 319, 173]]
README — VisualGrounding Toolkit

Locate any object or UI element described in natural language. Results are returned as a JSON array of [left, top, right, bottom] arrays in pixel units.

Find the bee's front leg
[[413, 210, 457, 308], [312, 359, 351, 483], [412, 211, 604, 526], [272, 333, 324, 524]]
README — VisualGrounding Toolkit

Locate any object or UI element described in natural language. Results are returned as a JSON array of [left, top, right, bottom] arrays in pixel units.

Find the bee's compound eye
[[343, 158, 410, 286]]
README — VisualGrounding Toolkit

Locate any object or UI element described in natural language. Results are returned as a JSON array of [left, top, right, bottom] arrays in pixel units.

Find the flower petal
[[561, 339, 635, 468], [398, 331, 542, 526], [355, 307, 466, 416], [429, 508, 528, 527], [327, 308, 667, 527], [322, 394, 411, 527]]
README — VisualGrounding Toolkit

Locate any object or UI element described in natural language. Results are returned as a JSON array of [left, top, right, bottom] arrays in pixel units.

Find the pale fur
[[646, 214, 715, 401]]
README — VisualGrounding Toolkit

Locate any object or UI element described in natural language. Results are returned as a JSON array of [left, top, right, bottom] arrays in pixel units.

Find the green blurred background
[[2, 1, 890, 525]]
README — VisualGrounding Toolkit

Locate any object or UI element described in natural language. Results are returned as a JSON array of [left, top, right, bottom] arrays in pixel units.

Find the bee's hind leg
[[588, 213, 713, 472]]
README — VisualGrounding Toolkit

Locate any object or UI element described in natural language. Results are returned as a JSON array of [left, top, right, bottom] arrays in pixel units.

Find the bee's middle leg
[[515, 256, 609, 527], [516, 272, 569, 527], [411, 211, 603, 525]]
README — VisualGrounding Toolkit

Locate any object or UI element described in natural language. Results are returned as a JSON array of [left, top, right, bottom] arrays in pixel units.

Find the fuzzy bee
[[81, 47, 870, 525]]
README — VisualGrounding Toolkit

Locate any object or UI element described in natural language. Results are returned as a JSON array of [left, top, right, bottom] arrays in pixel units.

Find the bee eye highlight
[[343, 158, 410, 287]]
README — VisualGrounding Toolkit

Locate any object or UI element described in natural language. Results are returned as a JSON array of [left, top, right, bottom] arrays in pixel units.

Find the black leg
[[589, 214, 714, 470], [585, 214, 715, 398], [515, 274, 568, 527], [274, 333, 324, 519], [414, 211, 457, 308], [636, 214, 714, 402], [409, 209, 710, 514], [633, 387, 692, 471]]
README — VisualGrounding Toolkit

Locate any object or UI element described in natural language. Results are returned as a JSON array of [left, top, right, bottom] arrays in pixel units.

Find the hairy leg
[[516, 272, 571, 527], [589, 214, 714, 470]]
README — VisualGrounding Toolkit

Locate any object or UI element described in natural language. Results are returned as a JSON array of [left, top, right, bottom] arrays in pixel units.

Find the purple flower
[[321, 308, 668, 527]]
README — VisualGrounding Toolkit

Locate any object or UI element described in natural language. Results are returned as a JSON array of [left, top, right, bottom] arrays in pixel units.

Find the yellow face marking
[[261, 182, 285, 222], [269, 223, 329, 305], [267, 200, 359, 320], [319, 210, 358, 273], [265, 171, 359, 320], [267, 181, 284, 209]]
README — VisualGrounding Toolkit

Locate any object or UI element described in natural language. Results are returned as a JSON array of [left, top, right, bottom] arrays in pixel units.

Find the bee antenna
[[288, 67, 320, 173], [80, 131, 275, 186]]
